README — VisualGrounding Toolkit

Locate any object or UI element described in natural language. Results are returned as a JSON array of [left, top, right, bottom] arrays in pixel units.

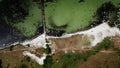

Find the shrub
[[9, 45, 14, 51], [44, 44, 51, 54], [19, 64, 28, 68], [43, 55, 53, 68], [83, 38, 112, 61], [25, 56, 30, 62], [52, 52, 83, 68]]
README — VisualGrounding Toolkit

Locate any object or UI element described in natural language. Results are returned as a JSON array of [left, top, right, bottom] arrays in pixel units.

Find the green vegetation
[[43, 55, 53, 68], [95, 1, 120, 27], [93, 38, 113, 51], [44, 44, 51, 54], [25, 56, 31, 62], [45, 0, 120, 33], [9, 46, 14, 51], [43, 52, 83, 68], [19, 64, 28, 68], [83, 38, 113, 60], [42, 38, 113, 68], [43, 43, 53, 68], [52, 52, 83, 68]]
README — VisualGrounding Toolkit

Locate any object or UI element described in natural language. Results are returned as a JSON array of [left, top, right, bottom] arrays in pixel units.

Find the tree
[[19, 64, 28, 68], [9, 45, 14, 51], [95, 1, 117, 23], [43, 55, 53, 68], [25, 56, 31, 62], [44, 44, 51, 54]]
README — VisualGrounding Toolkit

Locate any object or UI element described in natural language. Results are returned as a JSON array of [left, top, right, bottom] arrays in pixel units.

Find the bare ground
[[48, 34, 91, 54]]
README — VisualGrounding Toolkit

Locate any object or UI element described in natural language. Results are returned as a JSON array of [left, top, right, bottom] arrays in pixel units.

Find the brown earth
[[0, 45, 43, 68], [112, 36, 120, 49], [79, 52, 120, 68], [48, 34, 91, 54], [0, 35, 120, 68]]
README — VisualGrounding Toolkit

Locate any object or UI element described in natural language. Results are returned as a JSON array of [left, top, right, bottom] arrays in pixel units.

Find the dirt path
[[100, 50, 115, 54]]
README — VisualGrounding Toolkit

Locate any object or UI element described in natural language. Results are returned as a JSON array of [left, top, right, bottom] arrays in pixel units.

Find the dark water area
[[0, 0, 28, 47], [0, 24, 24, 48], [0, 23, 44, 48], [0, 0, 44, 48], [0, 33, 21, 48]]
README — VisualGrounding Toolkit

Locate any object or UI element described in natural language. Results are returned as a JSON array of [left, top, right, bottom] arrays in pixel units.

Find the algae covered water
[[45, 0, 120, 33], [0, 0, 120, 47]]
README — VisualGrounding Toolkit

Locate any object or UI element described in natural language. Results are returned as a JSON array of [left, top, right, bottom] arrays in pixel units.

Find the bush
[[25, 56, 30, 62], [83, 38, 112, 61], [43, 55, 53, 68], [94, 38, 112, 50], [52, 52, 83, 68], [43, 38, 113, 68], [95, 1, 120, 27], [96, 1, 116, 22], [44, 44, 51, 54], [9, 45, 14, 51], [19, 64, 28, 68]]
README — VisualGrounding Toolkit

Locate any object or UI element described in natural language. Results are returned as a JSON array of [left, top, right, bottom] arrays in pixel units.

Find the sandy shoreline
[[21, 22, 120, 48], [11, 22, 120, 65]]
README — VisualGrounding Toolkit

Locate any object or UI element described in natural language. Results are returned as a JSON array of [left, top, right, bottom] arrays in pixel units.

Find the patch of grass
[[51, 52, 83, 68], [42, 38, 113, 68], [83, 38, 113, 60], [44, 44, 51, 54], [0, 45, 42, 68]]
